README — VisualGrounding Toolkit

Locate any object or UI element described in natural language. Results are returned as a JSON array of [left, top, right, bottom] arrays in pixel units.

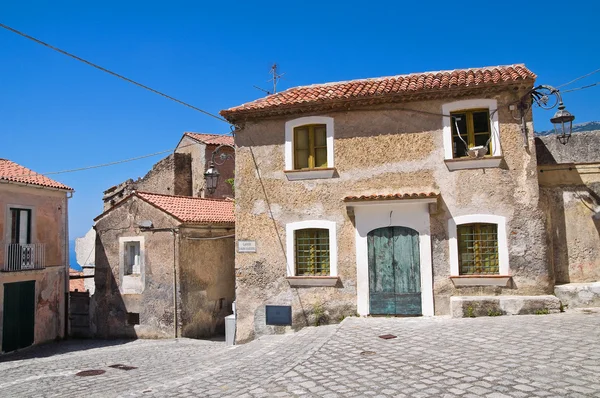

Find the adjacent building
[[536, 131, 600, 308], [90, 132, 236, 339], [221, 64, 561, 343], [0, 159, 73, 352]]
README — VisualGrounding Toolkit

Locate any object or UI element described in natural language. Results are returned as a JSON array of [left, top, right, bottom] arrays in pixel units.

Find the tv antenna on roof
[[253, 63, 285, 96]]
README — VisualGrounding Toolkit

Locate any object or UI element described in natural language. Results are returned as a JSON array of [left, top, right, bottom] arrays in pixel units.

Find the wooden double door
[[368, 226, 422, 315]]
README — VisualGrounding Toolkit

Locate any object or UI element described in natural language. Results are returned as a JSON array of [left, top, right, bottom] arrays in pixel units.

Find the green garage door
[[2, 281, 35, 352], [368, 226, 421, 315]]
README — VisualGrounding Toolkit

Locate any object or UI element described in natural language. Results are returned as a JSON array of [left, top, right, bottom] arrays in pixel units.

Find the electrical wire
[[0, 135, 233, 178], [557, 67, 600, 89], [562, 81, 600, 93], [0, 22, 230, 124]]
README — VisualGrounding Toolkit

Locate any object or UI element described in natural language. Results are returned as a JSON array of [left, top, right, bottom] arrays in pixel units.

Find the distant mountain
[[536, 121, 600, 136]]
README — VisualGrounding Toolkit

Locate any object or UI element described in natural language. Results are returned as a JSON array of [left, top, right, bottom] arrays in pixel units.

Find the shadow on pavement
[[0, 338, 134, 363]]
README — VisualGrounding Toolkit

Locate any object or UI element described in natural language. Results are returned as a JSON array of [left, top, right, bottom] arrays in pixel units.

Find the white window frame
[[285, 220, 337, 277], [284, 116, 335, 180], [448, 214, 509, 277], [119, 236, 145, 294], [442, 99, 501, 168]]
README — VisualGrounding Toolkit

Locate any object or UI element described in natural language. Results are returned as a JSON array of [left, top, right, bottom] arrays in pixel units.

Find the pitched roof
[[344, 192, 439, 202], [136, 192, 234, 224], [0, 159, 73, 191], [221, 64, 536, 120], [183, 132, 234, 146]]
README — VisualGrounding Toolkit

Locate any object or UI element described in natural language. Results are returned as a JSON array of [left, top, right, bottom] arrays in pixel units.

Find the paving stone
[[0, 312, 598, 397]]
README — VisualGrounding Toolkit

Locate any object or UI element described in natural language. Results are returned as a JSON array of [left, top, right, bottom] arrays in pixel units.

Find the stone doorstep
[[450, 295, 561, 318], [554, 282, 600, 309]]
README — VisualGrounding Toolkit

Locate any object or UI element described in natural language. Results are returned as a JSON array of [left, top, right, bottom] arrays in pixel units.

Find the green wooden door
[[368, 227, 421, 315], [2, 281, 35, 352]]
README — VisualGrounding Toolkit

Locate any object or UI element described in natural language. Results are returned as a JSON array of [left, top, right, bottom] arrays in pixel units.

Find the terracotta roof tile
[[344, 192, 439, 202], [221, 64, 535, 120], [0, 159, 73, 191], [137, 192, 234, 224], [184, 132, 234, 146]]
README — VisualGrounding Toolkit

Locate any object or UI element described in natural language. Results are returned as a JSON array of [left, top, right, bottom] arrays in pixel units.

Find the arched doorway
[[368, 226, 421, 315]]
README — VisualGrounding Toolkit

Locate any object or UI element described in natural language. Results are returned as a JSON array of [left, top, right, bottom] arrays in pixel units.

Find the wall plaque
[[237, 240, 256, 253]]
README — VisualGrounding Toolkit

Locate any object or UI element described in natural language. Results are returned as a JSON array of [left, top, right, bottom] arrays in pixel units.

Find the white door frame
[[349, 200, 435, 316]]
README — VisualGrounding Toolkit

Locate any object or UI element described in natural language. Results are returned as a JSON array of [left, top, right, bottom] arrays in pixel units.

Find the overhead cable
[[557, 67, 600, 89], [0, 22, 230, 124]]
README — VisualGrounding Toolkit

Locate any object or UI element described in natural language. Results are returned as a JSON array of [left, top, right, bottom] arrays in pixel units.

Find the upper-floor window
[[284, 116, 335, 180], [451, 109, 492, 159], [294, 124, 328, 169]]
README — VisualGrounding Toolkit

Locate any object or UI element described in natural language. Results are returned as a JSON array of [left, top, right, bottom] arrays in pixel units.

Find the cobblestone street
[[1, 311, 599, 397]]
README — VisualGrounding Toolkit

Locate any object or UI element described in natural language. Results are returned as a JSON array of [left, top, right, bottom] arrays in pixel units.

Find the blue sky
[[1, 0, 599, 239]]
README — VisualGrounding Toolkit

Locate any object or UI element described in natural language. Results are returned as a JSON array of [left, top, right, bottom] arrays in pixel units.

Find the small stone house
[[0, 159, 73, 352], [93, 191, 234, 338], [221, 64, 561, 343]]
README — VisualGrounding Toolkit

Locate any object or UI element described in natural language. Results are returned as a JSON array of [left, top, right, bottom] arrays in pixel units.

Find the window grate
[[295, 229, 330, 276], [458, 223, 499, 275]]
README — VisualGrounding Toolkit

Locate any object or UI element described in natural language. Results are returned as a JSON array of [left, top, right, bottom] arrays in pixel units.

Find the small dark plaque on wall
[[265, 305, 292, 326]]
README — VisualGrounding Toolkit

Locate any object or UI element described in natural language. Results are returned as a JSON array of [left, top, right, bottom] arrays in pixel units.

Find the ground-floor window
[[457, 223, 499, 275], [295, 228, 330, 276]]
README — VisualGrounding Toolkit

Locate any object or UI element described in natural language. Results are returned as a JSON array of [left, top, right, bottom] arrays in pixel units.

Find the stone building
[[87, 131, 236, 339], [221, 64, 562, 343], [536, 131, 600, 308], [101, 132, 234, 210], [0, 159, 73, 352], [93, 191, 234, 338]]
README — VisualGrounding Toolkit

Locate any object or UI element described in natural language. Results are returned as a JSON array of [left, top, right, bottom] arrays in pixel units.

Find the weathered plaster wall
[[178, 226, 235, 338], [0, 183, 68, 268], [537, 132, 600, 283], [175, 137, 235, 199], [204, 145, 235, 200], [175, 136, 206, 197], [234, 90, 549, 343], [94, 197, 180, 339], [0, 267, 66, 351]]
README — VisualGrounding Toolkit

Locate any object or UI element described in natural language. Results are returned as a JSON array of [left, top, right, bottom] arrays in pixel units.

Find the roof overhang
[[344, 193, 439, 207]]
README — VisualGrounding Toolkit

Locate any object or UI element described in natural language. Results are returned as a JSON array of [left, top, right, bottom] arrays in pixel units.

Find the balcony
[[3, 243, 46, 272]]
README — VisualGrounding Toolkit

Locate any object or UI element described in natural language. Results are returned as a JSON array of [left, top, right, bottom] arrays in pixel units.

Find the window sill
[[450, 275, 511, 287], [287, 276, 339, 287], [284, 168, 336, 181], [444, 156, 503, 171]]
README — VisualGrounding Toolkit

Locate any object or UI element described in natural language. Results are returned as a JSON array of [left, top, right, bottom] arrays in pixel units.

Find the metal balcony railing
[[3, 243, 46, 271]]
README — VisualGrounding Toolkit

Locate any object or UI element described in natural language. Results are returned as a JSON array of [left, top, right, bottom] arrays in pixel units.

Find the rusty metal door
[[69, 291, 90, 338], [368, 226, 421, 315]]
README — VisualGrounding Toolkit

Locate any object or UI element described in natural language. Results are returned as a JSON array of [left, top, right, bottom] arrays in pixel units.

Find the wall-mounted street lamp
[[203, 144, 235, 194], [514, 85, 575, 145]]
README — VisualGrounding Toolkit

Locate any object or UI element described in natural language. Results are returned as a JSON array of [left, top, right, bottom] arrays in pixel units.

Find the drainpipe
[[64, 193, 71, 339], [172, 230, 178, 338]]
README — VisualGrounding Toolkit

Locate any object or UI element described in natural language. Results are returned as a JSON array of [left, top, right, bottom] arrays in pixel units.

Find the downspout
[[172, 230, 178, 338], [64, 192, 72, 339]]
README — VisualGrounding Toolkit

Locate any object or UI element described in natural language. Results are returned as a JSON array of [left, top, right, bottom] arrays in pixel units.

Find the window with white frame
[[120, 236, 145, 294], [286, 220, 337, 277], [449, 215, 509, 277], [124, 241, 141, 275], [442, 99, 501, 166], [284, 117, 335, 179]]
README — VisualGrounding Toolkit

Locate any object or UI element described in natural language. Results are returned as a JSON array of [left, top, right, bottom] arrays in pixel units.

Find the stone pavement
[[1, 310, 600, 397]]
